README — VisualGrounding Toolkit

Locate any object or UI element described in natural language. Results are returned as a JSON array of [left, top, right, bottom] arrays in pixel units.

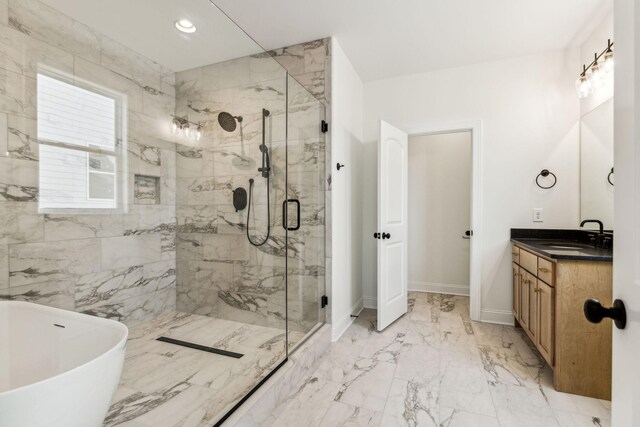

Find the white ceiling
[[40, 0, 263, 72], [40, 0, 612, 81], [212, 0, 613, 81]]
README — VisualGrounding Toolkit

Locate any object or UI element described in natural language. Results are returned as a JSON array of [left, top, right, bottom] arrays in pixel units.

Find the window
[[37, 72, 124, 211]]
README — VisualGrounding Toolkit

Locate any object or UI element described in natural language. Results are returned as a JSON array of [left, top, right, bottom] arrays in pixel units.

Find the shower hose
[[246, 176, 270, 247]]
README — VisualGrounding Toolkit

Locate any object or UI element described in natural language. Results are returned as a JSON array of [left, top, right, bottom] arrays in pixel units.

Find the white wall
[[408, 132, 471, 295], [580, 11, 614, 116], [362, 49, 581, 321], [330, 37, 364, 340]]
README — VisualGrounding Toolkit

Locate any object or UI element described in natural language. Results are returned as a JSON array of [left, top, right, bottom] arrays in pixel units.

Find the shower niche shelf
[[134, 175, 161, 205]]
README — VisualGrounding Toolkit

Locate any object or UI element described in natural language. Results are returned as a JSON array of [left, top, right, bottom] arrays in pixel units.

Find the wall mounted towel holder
[[536, 169, 557, 189]]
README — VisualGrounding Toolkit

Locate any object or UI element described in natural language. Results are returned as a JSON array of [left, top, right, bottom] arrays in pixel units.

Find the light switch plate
[[533, 208, 543, 223]]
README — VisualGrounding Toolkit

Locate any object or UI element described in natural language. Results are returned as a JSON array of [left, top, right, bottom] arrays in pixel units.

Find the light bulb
[[575, 74, 592, 98], [590, 62, 604, 88], [184, 125, 190, 138], [196, 126, 202, 141], [602, 50, 614, 74], [172, 120, 178, 134]]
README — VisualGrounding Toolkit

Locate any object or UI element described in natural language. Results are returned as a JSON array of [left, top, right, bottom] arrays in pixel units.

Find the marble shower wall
[[0, 0, 177, 325], [174, 39, 329, 332]]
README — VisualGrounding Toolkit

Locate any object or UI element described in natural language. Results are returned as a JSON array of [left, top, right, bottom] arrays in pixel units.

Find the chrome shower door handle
[[282, 199, 301, 231]]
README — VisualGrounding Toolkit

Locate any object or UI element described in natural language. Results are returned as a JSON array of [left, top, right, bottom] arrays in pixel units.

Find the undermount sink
[[540, 242, 593, 250]]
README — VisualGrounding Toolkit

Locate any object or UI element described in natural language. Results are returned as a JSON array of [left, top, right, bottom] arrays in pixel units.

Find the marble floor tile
[[489, 381, 561, 427], [553, 410, 611, 427], [103, 292, 614, 426], [439, 407, 500, 427], [317, 401, 381, 427], [107, 311, 302, 427], [265, 377, 341, 427], [312, 340, 363, 383], [271, 292, 611, 427], [334, 358, 396, 412], [380, 378, 439, 427], [439, 358, 497, 418]]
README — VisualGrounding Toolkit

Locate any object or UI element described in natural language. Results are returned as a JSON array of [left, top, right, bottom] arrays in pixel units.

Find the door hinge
[[321, 120, 329, 133], [321, 295, 329, 308]]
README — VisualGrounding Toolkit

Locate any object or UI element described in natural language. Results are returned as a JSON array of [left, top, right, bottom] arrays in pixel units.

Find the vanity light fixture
[[602, 44, 614, 74], [576, 65, 593, 99], [590, 54, 605, 89], [175, 19, 196, 34], [171, 115, 204, 141], [576, 39, 614, 99]]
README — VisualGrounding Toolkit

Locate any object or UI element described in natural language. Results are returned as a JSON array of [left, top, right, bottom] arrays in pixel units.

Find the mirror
[[580, 97, 614, 230]]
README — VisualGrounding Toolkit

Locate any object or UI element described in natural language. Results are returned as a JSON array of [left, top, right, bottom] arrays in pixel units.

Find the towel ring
[[607, 167, 614, 186], [536, 169, 557, 189]]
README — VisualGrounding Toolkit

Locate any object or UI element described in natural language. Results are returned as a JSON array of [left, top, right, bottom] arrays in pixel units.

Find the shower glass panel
[[0, 0, 324, 424], [285, 76, 327, 350], [172, 34, 289, 423]]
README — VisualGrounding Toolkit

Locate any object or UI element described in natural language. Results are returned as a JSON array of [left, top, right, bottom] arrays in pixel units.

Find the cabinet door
[[537, 279, 555, 366], [519, 270, 530, 330], [512, 246, 520, 264], [512, 263, 520, 319], [528, 273, 538, 340]]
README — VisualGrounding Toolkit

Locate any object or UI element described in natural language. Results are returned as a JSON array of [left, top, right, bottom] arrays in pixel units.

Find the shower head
[[218, 112, 243, 132], [259, 144, 268, 153]]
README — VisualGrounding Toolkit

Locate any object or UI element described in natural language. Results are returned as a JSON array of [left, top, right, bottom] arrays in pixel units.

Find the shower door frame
[[284, 72, 328, 356], [213, 73, 327, 426]]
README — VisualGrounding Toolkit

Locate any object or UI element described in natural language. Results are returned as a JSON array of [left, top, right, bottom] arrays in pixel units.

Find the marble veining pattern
[[0, 0, 177, 325], [172, 36, 328, 336], [105, 311, 305, 427], [269, 292, 611, 427]]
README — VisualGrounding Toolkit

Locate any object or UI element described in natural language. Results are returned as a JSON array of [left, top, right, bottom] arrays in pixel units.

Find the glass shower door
[[285, 75, 327, 351]]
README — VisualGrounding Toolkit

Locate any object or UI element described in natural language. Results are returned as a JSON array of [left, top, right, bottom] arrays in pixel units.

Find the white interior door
[[611, 3, 640, 425], [377, 120, 408, 331]]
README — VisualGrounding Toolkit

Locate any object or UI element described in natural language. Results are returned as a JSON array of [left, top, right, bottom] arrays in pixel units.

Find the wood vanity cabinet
[[511, 244, 612, 400], [512, 262, 520, 319]]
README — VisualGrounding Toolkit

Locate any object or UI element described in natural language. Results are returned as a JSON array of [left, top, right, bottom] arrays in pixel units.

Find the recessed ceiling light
[[175, 19, 196, 34]]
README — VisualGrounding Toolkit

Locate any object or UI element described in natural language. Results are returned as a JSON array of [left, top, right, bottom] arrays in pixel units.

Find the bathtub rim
[[0, 300, 129, 398]]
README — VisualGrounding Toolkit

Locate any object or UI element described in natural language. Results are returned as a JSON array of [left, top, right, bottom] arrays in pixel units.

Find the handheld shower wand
[[258, 109, 271, 178], [247, 108, 271, 247]]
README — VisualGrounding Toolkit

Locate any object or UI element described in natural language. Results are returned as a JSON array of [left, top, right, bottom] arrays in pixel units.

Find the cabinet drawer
[[519, 248, 538, 275], [512, 246, 520, 264], [537, 257, 555, 286]]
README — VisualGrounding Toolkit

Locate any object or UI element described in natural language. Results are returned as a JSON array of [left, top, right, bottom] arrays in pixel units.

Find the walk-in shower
[[0, 0, 326, 425]]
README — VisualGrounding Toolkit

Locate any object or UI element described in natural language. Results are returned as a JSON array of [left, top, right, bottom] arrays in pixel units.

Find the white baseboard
[[363, 295, 377, 309], [331, 297, 364, 342], [480, 308, 514, 325], [408, 281, 470, 296]]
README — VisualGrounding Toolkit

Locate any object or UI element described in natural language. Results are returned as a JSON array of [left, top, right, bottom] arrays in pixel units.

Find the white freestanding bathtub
[[0, 301, 128, 427]]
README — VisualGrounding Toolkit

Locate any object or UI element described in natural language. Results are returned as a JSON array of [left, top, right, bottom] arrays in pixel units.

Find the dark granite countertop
[[510, 229, 613, 262]]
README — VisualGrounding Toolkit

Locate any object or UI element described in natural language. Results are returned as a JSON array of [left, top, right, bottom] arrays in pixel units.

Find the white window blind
[[38, 73, 120, 210]]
